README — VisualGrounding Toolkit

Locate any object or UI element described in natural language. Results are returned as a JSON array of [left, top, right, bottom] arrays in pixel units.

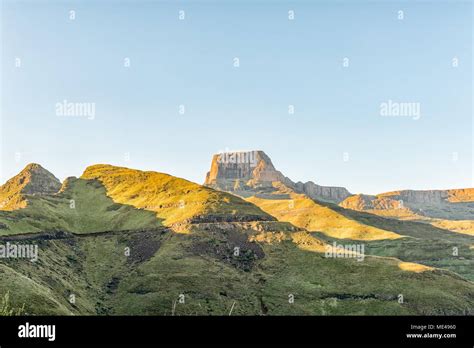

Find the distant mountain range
[[0, 151, 473, 315], [205, 150, 474, 236]]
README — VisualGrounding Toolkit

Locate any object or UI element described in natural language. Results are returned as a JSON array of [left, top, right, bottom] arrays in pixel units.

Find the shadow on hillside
[[314, 199, 474, 244]]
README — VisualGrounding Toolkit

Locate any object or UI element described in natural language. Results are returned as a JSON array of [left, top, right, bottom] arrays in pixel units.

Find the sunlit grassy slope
[[0, 177, 162, 235], [81, 164, 272, 226], [310, 211, 474, 282], [0, 164, 273, 235], [1, 163, 473, 315], [431, 220, 474, 236], [242, 183, 474, 281], [349, 207, 474, 237], [246, 190, 402, 241]]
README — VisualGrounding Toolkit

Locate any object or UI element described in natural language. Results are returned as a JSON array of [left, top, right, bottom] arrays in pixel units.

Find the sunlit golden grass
[[361, 209, 426, 221], [398, 262, 434, 273], [349, 209, 474, 237], [430, 219, 474, 236], [291, 231, 331, 253], [81, 164, 271, 226], [346, 210, 474, 237], [247, 193, 402, 241]]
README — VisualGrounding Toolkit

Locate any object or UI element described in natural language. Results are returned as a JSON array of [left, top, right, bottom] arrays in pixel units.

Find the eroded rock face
[[340, 194, 403, 210], [343, 189, 474, 209], [19, 164, 62, 195], [0, 163, 61, 210], [379, 190, 448, 204], [339, 188, 474, 220], [447, 188, 474, 203], [294, 181, 352, 204], [204, 151, 286, 191], [204, 151, 351, 203]]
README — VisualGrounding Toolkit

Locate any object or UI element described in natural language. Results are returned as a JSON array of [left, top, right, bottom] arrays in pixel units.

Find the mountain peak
[[204, 150, 286, 191], [204, 150, 351, 203], [18, 163, 61, 194], [0, 163, 61, 210], [22, 163, 43, 171]]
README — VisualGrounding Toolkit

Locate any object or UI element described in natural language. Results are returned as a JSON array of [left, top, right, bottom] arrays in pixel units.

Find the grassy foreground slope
[[1, 227, 473, 315], [322, 203, 474, 281]]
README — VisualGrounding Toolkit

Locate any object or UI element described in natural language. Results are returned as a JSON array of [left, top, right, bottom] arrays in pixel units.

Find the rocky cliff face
[[293, 181, 351, 203], [341, 189, 474, 210], [204, 151, 351, 203], [0, 163, 61, 210], [18, 163, 62, 195], [205, 151, 286, 191], [446, 189, 474, 203], [340, 189, 474, 220], [340, 194, 403, 211], [379, 190, 448, 204]]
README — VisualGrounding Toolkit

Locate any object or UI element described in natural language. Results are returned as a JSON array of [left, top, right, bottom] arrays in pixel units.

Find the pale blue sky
[[1, 0, 472, 194]]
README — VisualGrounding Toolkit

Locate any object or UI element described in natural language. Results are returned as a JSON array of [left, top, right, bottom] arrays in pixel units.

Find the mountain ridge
[[0, 156, 473, 315], [203, 150, 474, 221]]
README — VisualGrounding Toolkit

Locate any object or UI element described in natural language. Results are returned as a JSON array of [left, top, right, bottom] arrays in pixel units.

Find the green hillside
[[1, 226, 473, 315], [243, 184, 474, 281], [1, 162, 473, 316], [0, 177, 162, 235], [81, 164, 273, 226], [0, 164, 273, 236]]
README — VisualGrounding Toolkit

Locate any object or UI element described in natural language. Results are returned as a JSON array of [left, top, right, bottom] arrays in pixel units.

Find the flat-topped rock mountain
[[204, 150, 351, 203], [205, 151, 286, 190]]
